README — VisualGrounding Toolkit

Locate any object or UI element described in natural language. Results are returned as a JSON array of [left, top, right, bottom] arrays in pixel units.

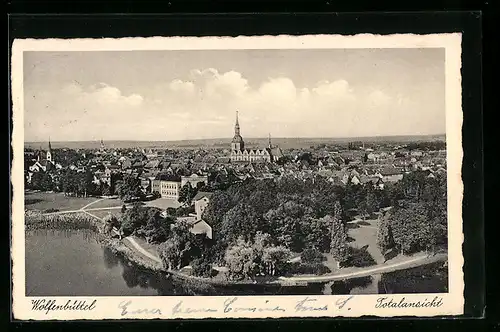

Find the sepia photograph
[[11, 34, 464, 319]]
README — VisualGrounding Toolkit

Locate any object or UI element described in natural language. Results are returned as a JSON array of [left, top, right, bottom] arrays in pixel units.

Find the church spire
[[234, 111, 240, 136], [48, 137, 52, 152], [268, 133, 272, 148]]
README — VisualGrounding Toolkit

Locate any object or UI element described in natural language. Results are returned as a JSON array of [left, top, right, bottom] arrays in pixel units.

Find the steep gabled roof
[[155, 173, 181, 182], [193, 191, 213, 202]]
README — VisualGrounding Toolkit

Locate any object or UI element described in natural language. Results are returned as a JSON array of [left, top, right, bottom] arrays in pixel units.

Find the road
[[47, 198, 448, 284], [278, 253, 447, 283]]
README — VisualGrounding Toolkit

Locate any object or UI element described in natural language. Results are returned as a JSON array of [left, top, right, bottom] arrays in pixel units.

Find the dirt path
[[80, 198, 106, 211], [82, 208, 163, 264], [80, 203, 446, 285]]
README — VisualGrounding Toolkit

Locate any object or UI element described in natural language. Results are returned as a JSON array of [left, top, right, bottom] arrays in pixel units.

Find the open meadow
[[25, 191, 98, 212]]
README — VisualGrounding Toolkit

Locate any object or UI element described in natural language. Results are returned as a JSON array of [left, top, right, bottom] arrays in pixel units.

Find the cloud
[[61, 82, 144, 107], [367, 89, 392, 106], [25, 68, 444, 141], [169, 79, 195, 95]]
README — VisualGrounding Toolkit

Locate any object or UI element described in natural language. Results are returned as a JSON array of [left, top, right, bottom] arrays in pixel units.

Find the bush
[[301, 248, 325, 264], [175, 205, 195, 217], [166, 207, 177, 216], [190, 258, 214, 278], [290, 262, 331, 275], [342, 247, 377, 268]]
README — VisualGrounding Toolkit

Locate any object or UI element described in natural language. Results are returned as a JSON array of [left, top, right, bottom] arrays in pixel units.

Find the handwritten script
[[168, 296, 354, 316], [118, 301, 162, 316]]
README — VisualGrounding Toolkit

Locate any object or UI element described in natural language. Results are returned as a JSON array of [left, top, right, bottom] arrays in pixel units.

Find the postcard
[[11, 33, 463, 320]]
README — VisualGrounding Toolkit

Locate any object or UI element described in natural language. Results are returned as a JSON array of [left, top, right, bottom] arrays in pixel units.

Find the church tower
[[231, 111, 244, 151], [100, 138, 105, 151], [46, 138, 53, 162]]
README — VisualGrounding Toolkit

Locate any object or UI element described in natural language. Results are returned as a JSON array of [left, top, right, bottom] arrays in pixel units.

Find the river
[[25, 229, 448, 296]]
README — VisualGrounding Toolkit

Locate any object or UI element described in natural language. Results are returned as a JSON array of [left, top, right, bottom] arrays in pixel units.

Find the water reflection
[[329, 276, 374, 295], [26, 229, 448, 296], [378, 262, 448, 294]]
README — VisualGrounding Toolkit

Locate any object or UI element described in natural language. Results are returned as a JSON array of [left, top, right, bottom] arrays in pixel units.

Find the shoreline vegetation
[[25, 211, 448, 290]]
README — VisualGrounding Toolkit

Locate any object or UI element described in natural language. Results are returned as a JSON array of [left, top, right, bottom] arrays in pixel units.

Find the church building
[[229, 111, 284, 163], [29, 139, 56, 173]]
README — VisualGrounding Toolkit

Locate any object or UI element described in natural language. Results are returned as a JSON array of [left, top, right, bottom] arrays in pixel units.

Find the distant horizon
[[25, 133, 446, 146]]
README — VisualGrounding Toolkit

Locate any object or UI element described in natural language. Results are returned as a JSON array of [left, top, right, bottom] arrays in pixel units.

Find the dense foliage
[[377, 171, 447, 255], [116, 174, 144, 202], [223, 232, 292, 281], [202, 177, 347, 262], [120, 203, 173, 243]]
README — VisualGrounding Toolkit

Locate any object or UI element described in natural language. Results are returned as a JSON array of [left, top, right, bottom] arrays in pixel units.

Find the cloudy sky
[[23, 48, 445, 142]]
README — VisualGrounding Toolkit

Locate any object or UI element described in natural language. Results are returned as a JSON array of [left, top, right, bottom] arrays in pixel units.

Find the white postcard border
[[11, 33, 464, 320]]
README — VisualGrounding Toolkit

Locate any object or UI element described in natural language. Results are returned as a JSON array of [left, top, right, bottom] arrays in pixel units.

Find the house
[[29, 159, 54, 172], [181, 174, 209, 188], [376, 167, 404, 183], [144, 159, 160, 170], [350, 174, 361, 185], [174, 216, 213, 239], [193, 191, 213, 220], [360, 175, 385, 189], [189, 220, 213, 239], [152, 174, 182, 200]]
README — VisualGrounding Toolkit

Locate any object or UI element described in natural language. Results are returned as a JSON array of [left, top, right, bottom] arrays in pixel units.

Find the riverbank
[[24, 210, 449, 289]]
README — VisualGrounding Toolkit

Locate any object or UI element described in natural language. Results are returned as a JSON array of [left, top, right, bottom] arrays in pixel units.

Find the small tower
[[231, 111, 244, 151], [46, 138, 53, 162], [100, 138, 105, 151], [268, 133, 272, 149]]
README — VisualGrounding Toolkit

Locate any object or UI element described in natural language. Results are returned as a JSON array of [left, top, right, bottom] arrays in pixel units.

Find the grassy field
[[130, 235, 160, 258], [322, 216, 384, 273], [85, 198, 124, 209], [25, 191, 98, 212], [144, 198, 181, 209], [85, 209, 122, 220], [346, 217, 384, 264]]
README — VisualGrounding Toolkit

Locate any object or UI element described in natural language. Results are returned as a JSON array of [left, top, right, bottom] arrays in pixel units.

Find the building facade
[[193, 191, 213, 220], [181, 174, 209, 188], [152, 174, 182, 200]]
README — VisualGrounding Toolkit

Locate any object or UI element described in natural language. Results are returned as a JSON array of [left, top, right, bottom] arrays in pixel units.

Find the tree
[[224, 237, 257, 281], [121, 204, 127, 214], [263, 201, 310, 252], [135, 208, 171, 243], [103, 213, 121, 236], [159, 238, 182, 270], [329, 202, 348, 268], [201, 191, 234, 228], [390, 202, 430, 255], [301, 247, 324, 264], [376, 211, 395, 253], [261, 246, 291, 276], [158, 220, 194, 270], [220, 203, 264, 243], [303, 215, 331, 252], [178, 183, 195, 204], [116, 174, 143, 202], [251, 231, 272, 274], [359, 184, 379, 219], [191, 258, 213, 278], [120, 203, 148, 235]]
